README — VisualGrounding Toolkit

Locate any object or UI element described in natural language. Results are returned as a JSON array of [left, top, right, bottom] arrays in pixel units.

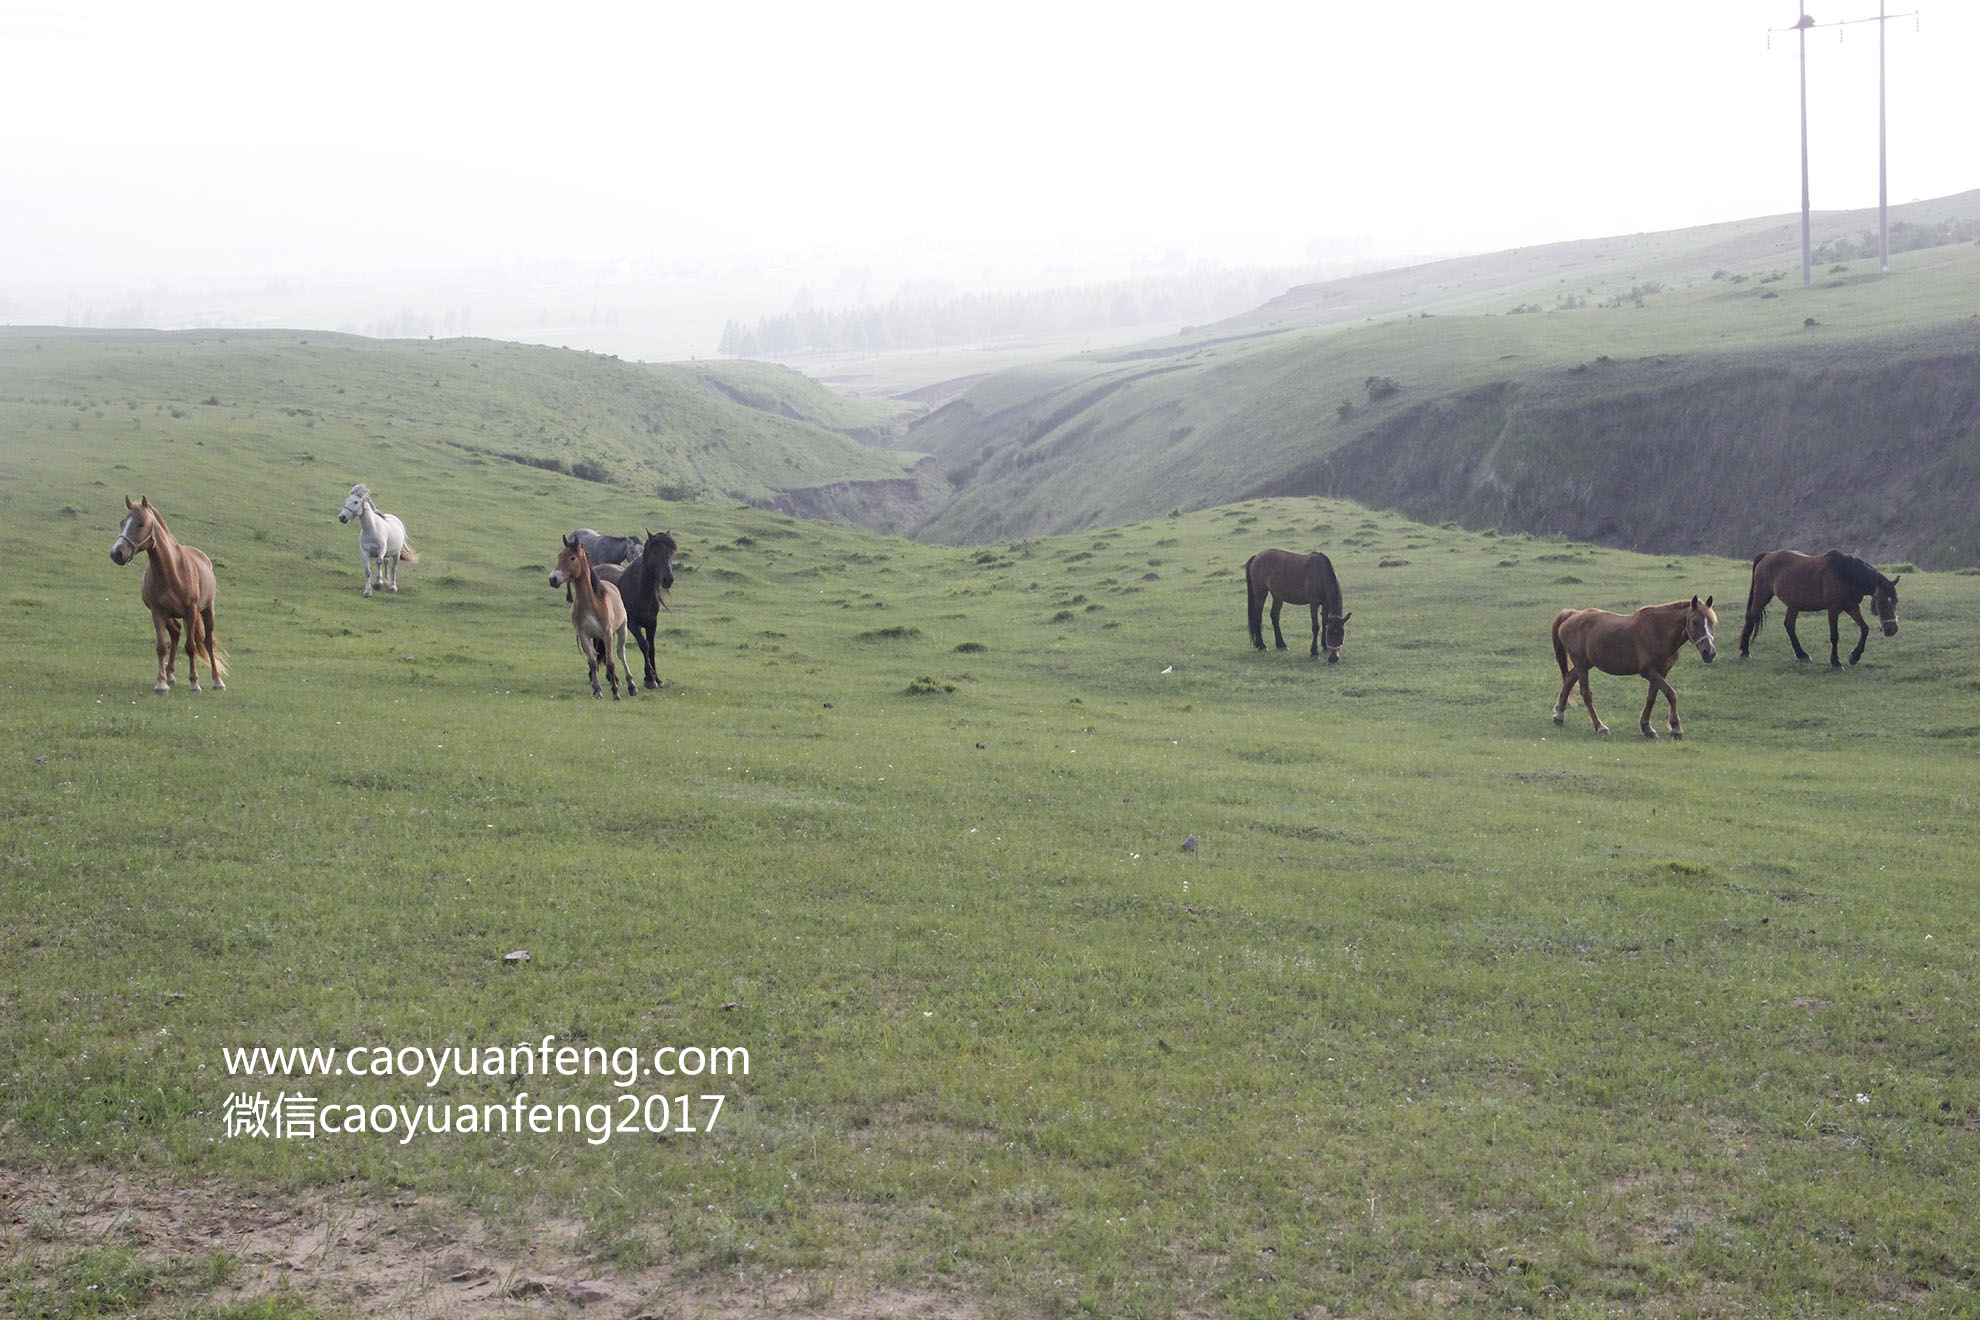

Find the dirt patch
[[1, 1166, 981, 1319]]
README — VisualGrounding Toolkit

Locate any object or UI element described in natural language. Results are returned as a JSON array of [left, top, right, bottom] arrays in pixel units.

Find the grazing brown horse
[[549, 534, 633, 699], [1552, 596, 1716, 738], [109, 496, 227, 694], [1738, 549, 1899, 667], [1245, 548, 1350, 661]]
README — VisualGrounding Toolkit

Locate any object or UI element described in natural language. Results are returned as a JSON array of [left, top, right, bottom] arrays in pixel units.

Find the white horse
[[338, 483, 418, 596]]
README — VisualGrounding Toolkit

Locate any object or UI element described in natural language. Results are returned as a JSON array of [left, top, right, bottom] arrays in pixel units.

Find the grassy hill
[[905, 194, 1980, 566], [3, 351, 1979, 1317], [0, 327, 909, 511]]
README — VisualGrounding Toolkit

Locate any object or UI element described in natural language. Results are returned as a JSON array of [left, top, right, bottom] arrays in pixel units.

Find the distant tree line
[[717, 266, 1336, 358]]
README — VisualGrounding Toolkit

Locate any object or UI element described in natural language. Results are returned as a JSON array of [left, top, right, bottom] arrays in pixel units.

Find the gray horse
[[565, 529, 641, 601]]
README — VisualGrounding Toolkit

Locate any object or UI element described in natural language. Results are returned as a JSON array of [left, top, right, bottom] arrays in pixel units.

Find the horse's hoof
[[1641, 728, 1657, 739], [214, 680, 226, 691], [1669, 729, 1684, 740], [153, 684, 170, 695], [1551, 711, 1564, 726], [1594, 725, 1611, 736]]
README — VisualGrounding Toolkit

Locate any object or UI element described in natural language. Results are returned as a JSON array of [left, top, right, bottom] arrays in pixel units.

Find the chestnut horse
[[1552, 596, 1716, 738], [1738, 549, 1899, 667], [549, 534, 634, 699], [1245, 548, 1350, 661], [109, 495, 227, 693]]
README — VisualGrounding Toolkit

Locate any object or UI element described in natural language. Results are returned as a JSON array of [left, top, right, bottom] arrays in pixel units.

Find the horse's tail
[[1243, 555, 1264, 644], [1743, 552, 1768, 626], [398, 541, 419, 564], [1551, 609, 1578, 706]]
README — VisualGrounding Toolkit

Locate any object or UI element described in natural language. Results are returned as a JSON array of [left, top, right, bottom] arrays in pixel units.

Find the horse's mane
[[349, 483, 372, 502], [1827, 550, 1890, 593]]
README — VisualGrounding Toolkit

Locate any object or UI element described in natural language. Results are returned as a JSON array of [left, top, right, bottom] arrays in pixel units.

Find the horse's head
[[550, 533, 588, 588], [339, 484, 369, 524], [1321, 611, 1351, 663], [1686, 595, 1718, 663], [1874, 575, 1900, 637], [111, 495, 158, 565], [644, 530, 678, 591]]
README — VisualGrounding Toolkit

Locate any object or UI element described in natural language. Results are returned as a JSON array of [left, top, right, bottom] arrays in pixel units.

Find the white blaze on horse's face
[[110, 499, 151, 565], [1689, 595, 1718, 663]]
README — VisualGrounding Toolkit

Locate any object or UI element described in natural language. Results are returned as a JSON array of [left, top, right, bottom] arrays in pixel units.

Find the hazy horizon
[[5, 1, 1975, 361]]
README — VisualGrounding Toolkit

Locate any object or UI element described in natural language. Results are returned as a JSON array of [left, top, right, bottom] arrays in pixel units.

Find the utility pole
[[1771, 5, 1919, 281]]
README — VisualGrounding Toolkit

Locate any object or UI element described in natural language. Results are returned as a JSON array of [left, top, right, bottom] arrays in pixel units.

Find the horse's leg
[[152, 612, 176, 693], [1843, 605, 1869, 665], [200, 603, 225, 690], [1639, 669, 1682, 738], [1552, 662, 1578, 725], [638, 622, 660, 688], [1307, 603, 1321, 659], [612, 627, 633, 700], [1825, 608, 1845, 667], [580, 634, 604, 697], [1247, 582, 1267, 650], [183, 611, 205, 692], [1577, 665, 1608, 735], [386, 541, 400, 592], [361, 546, 376, 596], [1782, 609, 1811, 662], [1269, 598, 1287, 650]]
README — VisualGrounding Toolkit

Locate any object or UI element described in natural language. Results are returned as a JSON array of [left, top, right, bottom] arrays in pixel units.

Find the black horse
[[1738, 549, 1899, 667], [1245, 548, 1350, 661], [597, 531, 678, 689]]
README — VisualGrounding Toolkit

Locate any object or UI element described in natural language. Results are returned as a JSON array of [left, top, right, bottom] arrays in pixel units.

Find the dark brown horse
[[1552, 596, 1717, 738], [1245, 548, 1350, 661], [595, 530, 677, 689], [1738, 549, 1899, 667], [110, 495, 227, 694]]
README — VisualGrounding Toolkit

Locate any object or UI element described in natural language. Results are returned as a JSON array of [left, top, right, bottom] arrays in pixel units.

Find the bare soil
[[2, 1166, 981, 1319]]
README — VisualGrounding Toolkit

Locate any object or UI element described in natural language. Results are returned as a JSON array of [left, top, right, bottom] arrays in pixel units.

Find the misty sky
[[3, 0, 1974, 294]]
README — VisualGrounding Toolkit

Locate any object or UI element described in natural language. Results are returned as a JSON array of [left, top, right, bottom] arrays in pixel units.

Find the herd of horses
[[108, 487, 678, 701], [1243, 544, 1899, 739], [108, 493, 1902, 729]]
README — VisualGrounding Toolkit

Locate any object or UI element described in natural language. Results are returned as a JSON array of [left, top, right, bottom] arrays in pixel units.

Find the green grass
[[4, 369, 1979, 1316]]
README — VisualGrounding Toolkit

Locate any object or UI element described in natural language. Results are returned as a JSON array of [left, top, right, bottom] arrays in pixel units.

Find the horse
[[1738, 549, 1899, 667], [1552, 596, 1716, 738], [109, 495, 227, 693], [565, 528, 642, 602], [549, 534, 634, 699], [600, 530, 678, 689], [339, 484, 419, 597], [1245, 548, 1350, 661]]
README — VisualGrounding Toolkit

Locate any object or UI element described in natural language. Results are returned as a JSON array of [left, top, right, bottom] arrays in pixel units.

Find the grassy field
[[4, 378, 1979, 1317]]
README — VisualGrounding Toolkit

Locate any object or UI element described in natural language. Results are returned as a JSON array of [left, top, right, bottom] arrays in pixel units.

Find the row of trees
[[718, 266, 1334, 358]]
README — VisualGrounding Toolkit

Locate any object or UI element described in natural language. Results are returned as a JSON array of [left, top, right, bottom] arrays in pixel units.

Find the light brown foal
[[110, 495, 226, 694], [549, 534, 634, 700], [1551, 596, 1716, 739]]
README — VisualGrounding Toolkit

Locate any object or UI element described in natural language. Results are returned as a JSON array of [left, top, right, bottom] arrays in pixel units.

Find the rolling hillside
[[902, 193, 1980, 566], [0, 328, 909, 511]]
